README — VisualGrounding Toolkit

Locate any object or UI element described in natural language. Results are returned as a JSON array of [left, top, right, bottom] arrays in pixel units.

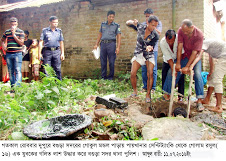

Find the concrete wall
[[0, 0, 223, 80], [202, 0, 223, 70]]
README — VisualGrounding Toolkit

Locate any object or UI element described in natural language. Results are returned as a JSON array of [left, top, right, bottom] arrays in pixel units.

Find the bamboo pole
[[187, 70, 194, 118], [168, 64, 176, 117]]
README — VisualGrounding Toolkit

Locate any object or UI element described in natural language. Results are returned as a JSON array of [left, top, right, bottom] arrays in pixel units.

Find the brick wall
[[0, 0, 7, 5], [157, 0, 204, 61], [202, 0, 223, 71], [0, 0, 223, 80]]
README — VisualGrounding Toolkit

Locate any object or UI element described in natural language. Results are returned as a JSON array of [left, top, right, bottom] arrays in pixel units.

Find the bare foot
[[146, 93, 151, 99], [207, 106, 223, 113], [202, 98, 210, 105]]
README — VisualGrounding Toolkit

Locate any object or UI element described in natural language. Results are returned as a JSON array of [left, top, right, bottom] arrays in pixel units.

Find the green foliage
[[82, 68, 102, 79], [0, 99, 30, 131], [156, 69, 162, 87], [1, 66, 224, 140], [90, 116, 143, 140]]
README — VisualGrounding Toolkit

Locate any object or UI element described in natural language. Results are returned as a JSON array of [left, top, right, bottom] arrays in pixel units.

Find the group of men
[[94, 9, 225, 113], [159, 19, 225, 113], [0, 16, 64, 91], [0, 8, 225, 113]]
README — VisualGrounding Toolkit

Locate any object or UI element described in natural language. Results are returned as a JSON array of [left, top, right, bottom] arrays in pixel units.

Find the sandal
[[145, 98, 151, 103], [157, 96, 170, 102], [196, 103, 204, 112], [130, 93, 137, 97]]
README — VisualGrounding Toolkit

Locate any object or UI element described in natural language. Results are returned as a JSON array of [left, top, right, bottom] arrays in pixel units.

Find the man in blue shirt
[[38, 16, 64, 80], [141, 8, 162, 92], [94, 10, 121, 80]]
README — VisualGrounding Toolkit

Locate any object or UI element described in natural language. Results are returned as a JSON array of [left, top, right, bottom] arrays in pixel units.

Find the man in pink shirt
[[163, 19, 204, 112]]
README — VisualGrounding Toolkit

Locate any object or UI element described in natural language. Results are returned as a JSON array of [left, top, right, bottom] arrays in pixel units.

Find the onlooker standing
[[29, 39, 40, 81], [22, 30, 32, 82], [160, 29, 185, 103], [0, 17, 24, 89], [141, 8, 162, 92], [38, 16, 65, 80], [162, 19, 204, 112], [0, 44, 9, 83], [190, 39, 226, 113], [94, 10, 121, 80]]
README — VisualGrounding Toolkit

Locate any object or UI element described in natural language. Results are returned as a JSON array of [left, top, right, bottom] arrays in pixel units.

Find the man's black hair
[[165, 29, 176, 40], [107, 10, 115, 16], [173, 107, 187, 118], [148, 15, 159, 23], [144, 8, 154, 14], [49, 16, 58, 22], [24, 30, 29, 36]]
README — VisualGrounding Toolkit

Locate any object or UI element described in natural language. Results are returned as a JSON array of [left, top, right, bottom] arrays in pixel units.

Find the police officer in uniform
[[94, 10, 121, 80], [38, 16, 64, 80]]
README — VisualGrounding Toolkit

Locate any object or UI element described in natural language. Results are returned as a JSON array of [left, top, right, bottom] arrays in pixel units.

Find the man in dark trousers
[[94, 10, 121, 80], [38, 16, 64, 80], [1, 17, 24, 89]]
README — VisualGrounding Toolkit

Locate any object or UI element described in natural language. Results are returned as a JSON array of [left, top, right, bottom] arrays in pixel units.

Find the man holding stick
[[162, 19, 204, 112]]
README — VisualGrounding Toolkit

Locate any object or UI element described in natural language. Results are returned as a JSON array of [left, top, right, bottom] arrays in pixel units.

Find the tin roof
[[0, 0, 138, 12], [0, 0, 65, 12]]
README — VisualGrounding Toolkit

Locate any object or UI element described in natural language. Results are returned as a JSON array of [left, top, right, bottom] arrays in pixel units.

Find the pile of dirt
[[142, 117, 207, 140]]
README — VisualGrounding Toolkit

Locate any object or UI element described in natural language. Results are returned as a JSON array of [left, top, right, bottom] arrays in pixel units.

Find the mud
[[124, 96, 226, 136], [191, 112, 226, 134], [124, 97, 195, 118]]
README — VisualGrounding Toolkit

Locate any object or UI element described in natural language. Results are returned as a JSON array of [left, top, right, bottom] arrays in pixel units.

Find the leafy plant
[[1, 66, 224, 140]]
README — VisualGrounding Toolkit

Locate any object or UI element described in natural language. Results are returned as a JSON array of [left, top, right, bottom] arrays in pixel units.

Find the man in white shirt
[[160, 29, 184, 103]]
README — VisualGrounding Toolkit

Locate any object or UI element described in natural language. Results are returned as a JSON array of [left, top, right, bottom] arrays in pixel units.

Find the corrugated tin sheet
[[0, 0, 66, 12], [0, 0, 139, 12]]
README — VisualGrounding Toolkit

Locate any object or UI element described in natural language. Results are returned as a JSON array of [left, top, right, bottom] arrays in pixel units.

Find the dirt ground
[[124, 94, 226, 118]]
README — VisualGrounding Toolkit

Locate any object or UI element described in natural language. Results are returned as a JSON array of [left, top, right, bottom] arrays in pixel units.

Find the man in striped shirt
[[0, 17, 24, 89]]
